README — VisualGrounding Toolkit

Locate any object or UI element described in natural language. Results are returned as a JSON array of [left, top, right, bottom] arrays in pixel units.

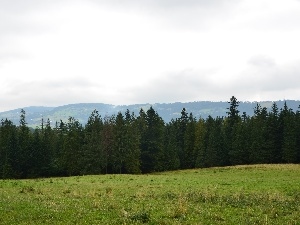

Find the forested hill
[[0, 100, 300, 127], [1, 97, 300, 178]]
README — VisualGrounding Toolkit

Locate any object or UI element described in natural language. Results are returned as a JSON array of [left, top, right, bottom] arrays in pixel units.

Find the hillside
[[0, 165, 299, 224], [0, 100, 299, 127]]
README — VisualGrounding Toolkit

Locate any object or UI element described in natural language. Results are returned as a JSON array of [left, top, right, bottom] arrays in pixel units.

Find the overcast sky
[[1, 0, 300, 111]]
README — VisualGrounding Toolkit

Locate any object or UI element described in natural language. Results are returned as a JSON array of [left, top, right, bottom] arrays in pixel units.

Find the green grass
[[1, 164, 300, 224]]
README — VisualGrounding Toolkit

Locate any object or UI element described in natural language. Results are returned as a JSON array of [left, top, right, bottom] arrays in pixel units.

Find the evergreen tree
[[137, 109, 147, 149], [112, 112, 126, 173], [101, 115, 115, 174], [140, 107, 165, 173], [205, 116, 226, 167], [226, 96, 240, 126], [194, 118, 207, 168], [266, 102, 282, 163], [83, 110, 104, 174], [177, 108, 189, 168], [183, 113, 196, 168], [281, 106, 297, 163], [249, 104, 270, 163], [29, 128, 43, 177], [123, 110, 141, 174], [230, 117, 249, 165], [26, 118, 54, 177], [52, 120, 67, 176], [0, 119, 17, 178], [42, 118, 56, 176], [137, 109, 147, 171], [63, 117, 84, 176], [17, 109, 32, 178], [163, 120, 180, 171], [224, 96, 240, 165]]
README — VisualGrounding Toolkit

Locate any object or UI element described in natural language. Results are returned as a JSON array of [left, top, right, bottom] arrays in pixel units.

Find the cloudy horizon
[[1, 0, 300, 112]]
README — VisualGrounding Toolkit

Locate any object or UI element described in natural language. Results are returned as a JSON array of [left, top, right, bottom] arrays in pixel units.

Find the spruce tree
[[17, 109, 32, 178], [224, 96, 240, 166], [183, 113, 196, 168], [101, 115, 115, 174], [52, 120, 67, 176], [0, 119, 17, 178], [226, 96, 240, 125], [178, 108, 189, 168], [123, 110, 141, 174], [163, 120, 180, 171], [249, 104, 269, 163], [29, 128, 43, 177], [63, 117, 84, 176], [42, 118, 55, 176], [194, 118, 207, 168], [205, 116, 226, 167], [266, 102, 282, 163], [113, 112, 126, 173], [83, 110, 104, 174], [140, 107, 165, 173], [230, 118, 249, 165], [281, 106, 297, 163]]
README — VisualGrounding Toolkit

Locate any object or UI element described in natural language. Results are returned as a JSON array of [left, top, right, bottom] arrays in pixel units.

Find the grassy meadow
[[0, 164, 300, 224]]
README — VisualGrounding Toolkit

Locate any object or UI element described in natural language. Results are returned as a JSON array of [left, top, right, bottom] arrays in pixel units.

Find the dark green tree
[[163, 120, 180, 171], [230, 117, 250, 165], [17, 109, 32, 178], [123, 110, 141, 174], [226, 96, 240, 126], [101, 115, 115, 174], [140, 107, 165, 173], [63, 117, 84, 176], [266, 102, 282, 163], [83, 110, 104, 174], [112, 112, 126, 173], [182, 113, 196, 168], [205, 116, 226, 167], [249, 104, 270, 163], [224, 96, 240, 165], [281, 105, 297, 163], [194, 118, 207, 168], [29, 128, 43, 177], [177, 108, 189, 168], [51, 120, 67, 176], [0, 119, 17, 178]]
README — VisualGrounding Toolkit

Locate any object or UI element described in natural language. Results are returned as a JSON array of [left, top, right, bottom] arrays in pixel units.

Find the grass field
[[0, 164, 300, 224]]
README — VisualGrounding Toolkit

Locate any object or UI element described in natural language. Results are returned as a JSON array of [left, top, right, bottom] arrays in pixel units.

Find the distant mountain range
[[0, 100, 300, 128]]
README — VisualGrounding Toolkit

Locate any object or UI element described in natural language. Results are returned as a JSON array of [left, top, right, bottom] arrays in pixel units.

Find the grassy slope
[[0, 164, 299, 224]]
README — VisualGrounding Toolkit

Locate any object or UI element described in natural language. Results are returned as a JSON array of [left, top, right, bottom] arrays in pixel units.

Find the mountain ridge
[[1, 100, 300, 127]]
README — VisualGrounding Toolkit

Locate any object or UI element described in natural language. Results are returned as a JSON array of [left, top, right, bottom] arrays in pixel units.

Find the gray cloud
[[89, 0, 240, 30], [127, 58, 300, 104], [236, 58, 300, 95], [248, 55, 276, 68], [99, 0, 234, 9], [125, 68, 225, 103], [0, 52, 27, 68], [0, 0, 65, 67], [1, 77, 103, 109], [238, 8, 300, 31], [0, 0, 64, 37], [0, 0, 66, 14], [1, 0, 300, 111]]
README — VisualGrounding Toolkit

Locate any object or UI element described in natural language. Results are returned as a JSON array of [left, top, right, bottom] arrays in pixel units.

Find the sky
[[1, 0, 300, 112]]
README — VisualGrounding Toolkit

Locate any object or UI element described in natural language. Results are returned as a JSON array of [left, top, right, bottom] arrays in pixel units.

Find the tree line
[[0, 96, 300, 179]]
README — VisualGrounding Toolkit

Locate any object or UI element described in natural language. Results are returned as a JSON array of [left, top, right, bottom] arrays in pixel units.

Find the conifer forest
[[1, 96, 299, 179]]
